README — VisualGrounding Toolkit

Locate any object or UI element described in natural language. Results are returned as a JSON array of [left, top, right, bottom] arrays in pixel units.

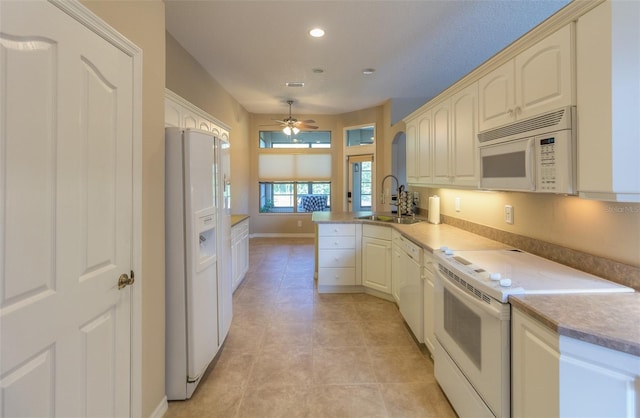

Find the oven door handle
[[437, 270, 504, 319]]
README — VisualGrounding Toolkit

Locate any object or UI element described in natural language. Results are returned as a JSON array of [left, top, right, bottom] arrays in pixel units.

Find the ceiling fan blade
[[301, 119, 316, 124], [298, 124, 319, 130], [271, 119, 286, 124]]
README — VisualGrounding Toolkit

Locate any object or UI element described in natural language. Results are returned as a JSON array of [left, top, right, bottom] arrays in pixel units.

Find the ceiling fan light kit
[[263, 100, 318, 135]]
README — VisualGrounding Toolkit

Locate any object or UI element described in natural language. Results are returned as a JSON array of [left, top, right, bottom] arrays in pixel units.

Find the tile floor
[[165, 237, 456, 418]]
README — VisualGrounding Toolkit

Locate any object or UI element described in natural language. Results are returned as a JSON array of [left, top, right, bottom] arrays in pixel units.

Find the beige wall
[[411, 186, 640, 267], [79, 1, 166, 417], [166, 33, 251, 215]]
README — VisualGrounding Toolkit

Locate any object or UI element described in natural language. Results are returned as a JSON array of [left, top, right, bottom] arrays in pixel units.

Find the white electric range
[[432, 247, 633, 418]]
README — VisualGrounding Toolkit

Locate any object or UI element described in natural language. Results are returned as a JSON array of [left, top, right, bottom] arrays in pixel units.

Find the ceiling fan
[[264, 100, 318, 135]]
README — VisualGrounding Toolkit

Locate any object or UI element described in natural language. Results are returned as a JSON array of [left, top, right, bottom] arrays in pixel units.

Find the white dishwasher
[[397, 235, 423, 342]]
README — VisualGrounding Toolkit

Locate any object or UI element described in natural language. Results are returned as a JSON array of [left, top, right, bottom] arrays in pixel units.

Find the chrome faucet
[[381, 174, 400, 215]]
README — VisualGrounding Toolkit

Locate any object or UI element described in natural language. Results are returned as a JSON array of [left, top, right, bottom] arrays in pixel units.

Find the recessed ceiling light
[[312, 68, 325, 74], [362, 68, 376, 75], [309, 28, 325, 38], [285, 82, 305, 88]]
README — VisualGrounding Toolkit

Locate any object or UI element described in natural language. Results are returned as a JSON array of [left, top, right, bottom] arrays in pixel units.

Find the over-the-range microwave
[[478, 106, 576, 194]]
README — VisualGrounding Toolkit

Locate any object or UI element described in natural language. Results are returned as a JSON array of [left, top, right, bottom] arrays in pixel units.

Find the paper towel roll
[[428, 195, 440, 224]]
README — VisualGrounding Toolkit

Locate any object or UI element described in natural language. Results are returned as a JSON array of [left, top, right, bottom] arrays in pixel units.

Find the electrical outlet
[[455, 197, 461, 212], [297, 220, 302, 227], [504, 205, 514, 224]]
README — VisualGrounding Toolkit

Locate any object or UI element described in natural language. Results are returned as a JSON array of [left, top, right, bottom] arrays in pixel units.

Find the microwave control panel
[[535, 130, 574, 193]]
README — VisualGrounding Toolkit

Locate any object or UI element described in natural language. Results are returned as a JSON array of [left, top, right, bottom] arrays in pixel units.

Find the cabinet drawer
[[231, 220, 249, 238], [318, 223, 356, 237], [319, 249, 355, 267], [318, 235, 355, 249], [318, 268, 356, 286], [363, 224, 392, 240]]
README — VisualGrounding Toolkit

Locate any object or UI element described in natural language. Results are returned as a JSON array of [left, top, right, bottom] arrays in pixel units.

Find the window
[[259, 131, 331, 148], [346, 125, 374, 147], [260, 182, 331, 213], [258, 129, 332, 214], [359, 161, 372, 208]]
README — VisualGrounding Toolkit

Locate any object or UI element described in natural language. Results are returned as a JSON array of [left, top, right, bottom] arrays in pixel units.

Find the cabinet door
[[516, 24, 574, 120], [417, 112, 432, 184], [478, 60, 515, 132], [512, 309, 560, 418], [450, 83, 478, 187], [362, 237, 391, 293], [432, 101, 451, 184], [577, 1, 640, 202], [391, 243, 403, 303], [239, 231, 249, 279], [406, 121, 418, 183], [422, 252, 436, 354]]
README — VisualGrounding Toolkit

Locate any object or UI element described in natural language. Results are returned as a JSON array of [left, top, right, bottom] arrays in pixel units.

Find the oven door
[[479, 137, 535, 191], [434, 267, 511, 417]]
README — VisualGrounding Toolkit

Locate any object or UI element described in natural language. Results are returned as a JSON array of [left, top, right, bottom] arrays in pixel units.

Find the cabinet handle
[[515, 106, 522, 115], [334, 241, 339, 246], [508, 108, 514, 116]]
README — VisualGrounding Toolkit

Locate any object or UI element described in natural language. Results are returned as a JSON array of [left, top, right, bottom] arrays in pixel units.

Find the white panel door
[[0, 2, 133, 417]]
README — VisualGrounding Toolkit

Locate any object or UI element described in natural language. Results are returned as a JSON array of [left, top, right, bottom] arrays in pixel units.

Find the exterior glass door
[[348, 155, 373, 212]]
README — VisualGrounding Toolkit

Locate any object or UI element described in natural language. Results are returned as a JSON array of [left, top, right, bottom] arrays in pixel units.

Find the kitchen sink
[[356, 215, 422, 225]]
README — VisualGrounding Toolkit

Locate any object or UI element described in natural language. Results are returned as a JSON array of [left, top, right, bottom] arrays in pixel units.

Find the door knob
[[118, 272, 135, 289]]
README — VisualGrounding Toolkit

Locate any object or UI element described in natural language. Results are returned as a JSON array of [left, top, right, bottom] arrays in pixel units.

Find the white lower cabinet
[[422, 250, 436, 354], [391, 230, 403, 303], [318, 223, 360, 289], [361, 225, 392, 294], [231, 218, 249, 292], [512, 307, 640, 418]]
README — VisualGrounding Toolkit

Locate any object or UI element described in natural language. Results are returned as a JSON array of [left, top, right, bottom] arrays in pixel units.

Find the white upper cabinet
[[478, 60, 515, 131], [406, 110, 433, 186], [576, 0, 640, 202], [479, 24, 574, 132], [405, 121, 418, 184], [409, 83, 478, 188], [432, 100, 451, 185], [450, 83, 479, 187], [417, 113, 433, 184], [165, 89, 230, 140]]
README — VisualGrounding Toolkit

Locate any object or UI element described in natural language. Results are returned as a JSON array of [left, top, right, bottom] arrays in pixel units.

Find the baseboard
[[250, 233, 315, 238], [149, 396, 168, 418]]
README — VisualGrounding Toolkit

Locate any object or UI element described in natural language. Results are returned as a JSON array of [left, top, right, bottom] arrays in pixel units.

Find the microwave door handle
[[526, 138, 536, 191]]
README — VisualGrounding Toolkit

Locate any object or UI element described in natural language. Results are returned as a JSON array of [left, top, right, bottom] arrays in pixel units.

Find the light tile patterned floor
[[165, 237, 456, 418]]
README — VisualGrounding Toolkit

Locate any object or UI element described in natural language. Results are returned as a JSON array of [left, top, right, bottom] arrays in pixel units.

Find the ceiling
[[165, 0, 571, 117]]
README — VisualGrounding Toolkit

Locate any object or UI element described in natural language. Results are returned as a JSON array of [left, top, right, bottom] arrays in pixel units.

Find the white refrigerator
[[165, 128, 232, 400]]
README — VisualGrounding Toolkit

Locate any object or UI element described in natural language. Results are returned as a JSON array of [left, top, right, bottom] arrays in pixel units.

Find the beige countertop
[[231, 214, 249, 227], [313, 211, 638, 356], [510, 293, 640, 356]]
